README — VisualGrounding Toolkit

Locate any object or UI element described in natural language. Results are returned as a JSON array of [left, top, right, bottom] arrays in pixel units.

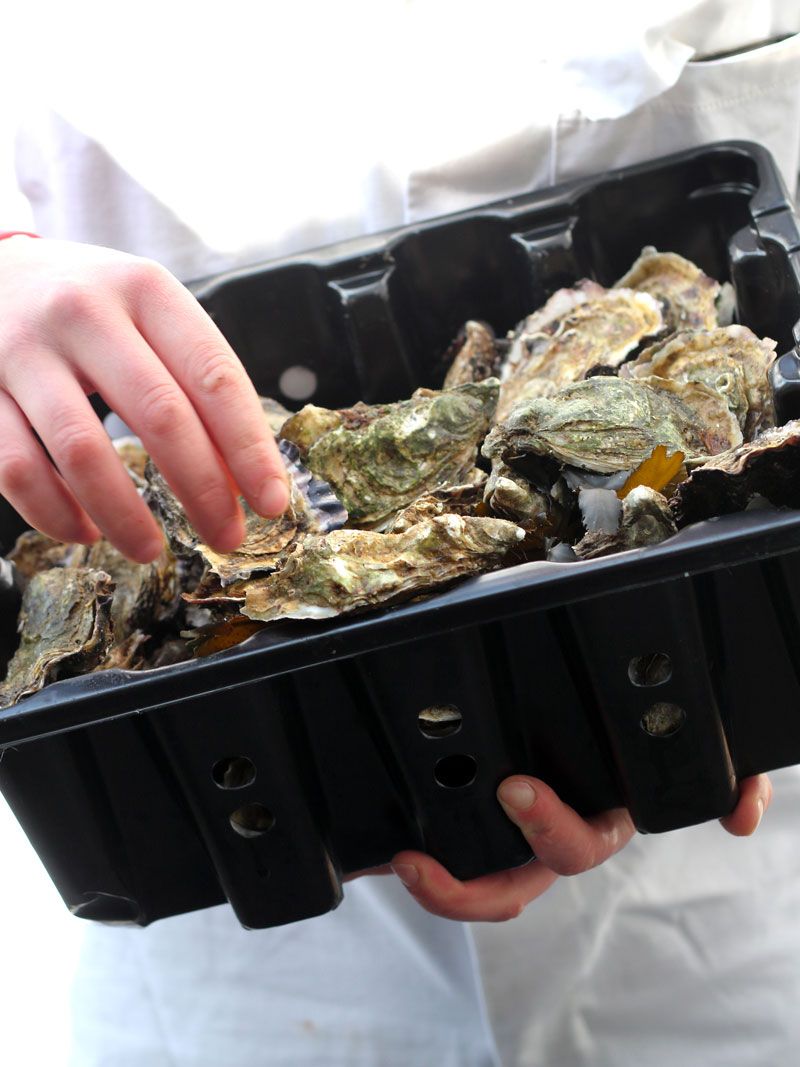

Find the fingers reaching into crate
[[0, 236, 289, 562], [388, 776, 635, 923]]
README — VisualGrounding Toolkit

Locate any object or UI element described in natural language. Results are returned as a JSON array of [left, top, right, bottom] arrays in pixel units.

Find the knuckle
[[556, 844, 597, 877], [137, 381, 186, 439], [0, 450, 33, 496], [55, 418, 104, 472], [494, 900, 526, 923], [45, 281, 103, 330], [124, 258, 173, 303], [191, 343, 243, 401]]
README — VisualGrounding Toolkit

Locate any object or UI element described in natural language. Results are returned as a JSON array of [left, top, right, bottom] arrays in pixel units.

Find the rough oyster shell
[[496, 286, 664, 420], [241, 514, 524, 622], [574, 486, 677, 560], [0, 567, 115, 707], [387, 472, 487, 534], [670, 420, 800, 526], [443, 321, 502, 388], [287, 380, 499, 528], [146, 449, 346, 585], [483, 376, 740, 475], [260, 396, 295, 435], [614, 247, 720, 331], [8, 531, 87, 579], [622, 326, 776, 438], [83, 539, 179, 638]]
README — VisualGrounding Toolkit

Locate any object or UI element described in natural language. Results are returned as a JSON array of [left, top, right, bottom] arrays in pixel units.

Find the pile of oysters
[[2, 246, 800, 707]]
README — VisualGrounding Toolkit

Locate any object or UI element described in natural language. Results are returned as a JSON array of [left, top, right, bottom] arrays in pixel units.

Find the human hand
[[383, 771, 773, 922], [0, 236, 288, 562]]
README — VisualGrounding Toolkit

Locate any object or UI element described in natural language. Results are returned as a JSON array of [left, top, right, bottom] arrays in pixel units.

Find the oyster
[[0, 568, 115, 707], [575, 486, 677, 560], [8, 530, 87, 580], [113, 436, 150, 488], [387, 473, 487, 534], [279, 405, 348, 454], [497, 286, 663, 420], [443, 321, 502, 388], [286, 380, 498, 528], [97, 630, 149, 671], [260, 396, 295, 435], [483, 376, 741, 475], [242, 514, 524, 622], [146, 449, 347, 585], [83, 539, 178, 638], [671, 420, 800, 526], [614, 247, 720, 331], [622, 326, 776, 438]]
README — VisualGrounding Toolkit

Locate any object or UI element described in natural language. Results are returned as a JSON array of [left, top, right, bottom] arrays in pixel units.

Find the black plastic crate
[[2, 141, 800, 930]]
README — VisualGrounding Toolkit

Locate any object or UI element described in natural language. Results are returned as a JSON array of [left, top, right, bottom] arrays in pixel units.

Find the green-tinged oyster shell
[[614, 247, 720, 331], [621, 326, 776, 439], [496, 286, 663, 420], [280, 405, 347, 454], [241, 514, 524, 622], [0, 568, 115, 707], [483, 376, 740, 475], [670, 420, 800, 526], [293, 380, 499, 527], [443, 321, 502, 388], [574, 486, 677, 559]]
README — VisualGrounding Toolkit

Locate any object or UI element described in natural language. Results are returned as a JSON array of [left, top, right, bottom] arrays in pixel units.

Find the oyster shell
[[483, 376, 741, 475], [260, 396, 295, 435], [614, 247, 720, 331], [288, 380, 499, 528], [0, 567, 115, 707], [670, 420, 800, 526], [443, 321, 502, 388], [113, 436, 150, 489], [497, 286, 663, 420], [242, 514, 524, 622], [622, 326, 776, 438], [146, 449, 346, 584], [574, 486, 677, 560], [280, 405, 349, 454], [7, 530, 87, 580], [387, 473, 487, 534], [83, 539, 179, 638]]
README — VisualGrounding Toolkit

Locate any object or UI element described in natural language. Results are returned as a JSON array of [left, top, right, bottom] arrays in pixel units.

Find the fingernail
[[258, 475, 289, 517], [391, 863, 419, 888], [498, 780, 536, 813], [755, 797, 765, 832]]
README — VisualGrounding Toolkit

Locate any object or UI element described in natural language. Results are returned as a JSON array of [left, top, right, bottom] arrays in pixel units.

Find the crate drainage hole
[[279, 365, 318, 401], [212, 755, 256, 789], [434, 753, 477, 788], [229, 803, 275, 838], [628, 652, 672, 687], [641, 702, 686, 738], [419, 704, 462, 738]]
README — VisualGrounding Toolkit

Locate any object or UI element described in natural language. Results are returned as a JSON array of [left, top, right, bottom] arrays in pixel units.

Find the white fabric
[[1, 3, 800, 1065]]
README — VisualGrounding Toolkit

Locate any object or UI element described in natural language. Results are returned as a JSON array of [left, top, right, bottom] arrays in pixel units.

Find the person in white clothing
[[0, 4, 798, 1066]]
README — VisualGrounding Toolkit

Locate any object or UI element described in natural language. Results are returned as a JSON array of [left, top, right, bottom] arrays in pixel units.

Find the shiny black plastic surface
[[1, 141, 800, 928]]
